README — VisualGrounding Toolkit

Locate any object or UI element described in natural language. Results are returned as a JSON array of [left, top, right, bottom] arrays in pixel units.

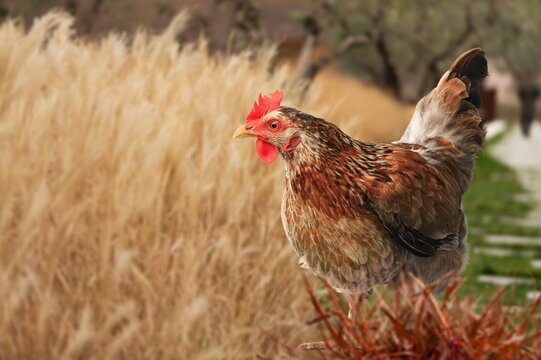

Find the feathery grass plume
[[3, 9, 539, 360], [0, 11, 331, 359]]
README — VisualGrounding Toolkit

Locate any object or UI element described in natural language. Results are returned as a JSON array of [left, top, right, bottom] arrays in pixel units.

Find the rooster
[[234, 49, 487, 319]]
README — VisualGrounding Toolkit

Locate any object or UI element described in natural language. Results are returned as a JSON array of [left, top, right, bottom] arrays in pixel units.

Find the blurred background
[[5, 0, 541, 318], [0, 0, 540, 357], [3, 1, 541, 133]]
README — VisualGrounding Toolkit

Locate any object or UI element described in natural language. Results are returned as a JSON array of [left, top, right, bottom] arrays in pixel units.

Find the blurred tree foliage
[[2, 0, 540, 104], [482, 0, 541, 133], [1, 0, 262, 48], [3, 0, 189, 34], [296, 0, 541, 102], [485, 0, 541, 79]]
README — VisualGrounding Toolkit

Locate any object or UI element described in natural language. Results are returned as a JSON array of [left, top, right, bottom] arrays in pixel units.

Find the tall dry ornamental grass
[[0, 12, 338, 359]]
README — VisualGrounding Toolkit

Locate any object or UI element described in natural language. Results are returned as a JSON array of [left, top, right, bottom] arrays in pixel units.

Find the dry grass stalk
[[0, 10, 478, 359], [0, 11, 333, 359]]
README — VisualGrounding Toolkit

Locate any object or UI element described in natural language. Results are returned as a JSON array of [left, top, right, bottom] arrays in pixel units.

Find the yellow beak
[[233, 124, 257, 139]]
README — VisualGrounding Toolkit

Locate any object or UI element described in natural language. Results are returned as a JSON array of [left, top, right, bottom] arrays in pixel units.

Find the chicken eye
[[269, 120, 280, 130]]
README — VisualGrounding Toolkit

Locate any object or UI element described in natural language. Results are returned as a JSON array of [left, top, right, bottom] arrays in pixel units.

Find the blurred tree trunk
[[217, 0, 262, 52], [0, 0, 8, 21], [82, 0, 104, 34], [518, 80, 540, 137]]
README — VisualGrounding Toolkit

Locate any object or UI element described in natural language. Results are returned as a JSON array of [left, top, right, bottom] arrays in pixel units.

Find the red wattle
[[255, 138, 279, 163]]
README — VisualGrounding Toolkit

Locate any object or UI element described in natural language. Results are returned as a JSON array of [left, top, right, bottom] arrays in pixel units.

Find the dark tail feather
[[447, 48, 488, 109]]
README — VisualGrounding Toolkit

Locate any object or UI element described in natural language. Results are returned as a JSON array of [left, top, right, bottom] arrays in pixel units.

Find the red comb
[[246, 90, 284, 123]]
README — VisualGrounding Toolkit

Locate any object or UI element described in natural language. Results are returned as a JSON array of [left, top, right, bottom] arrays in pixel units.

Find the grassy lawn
[[461, 134, 541, 303]]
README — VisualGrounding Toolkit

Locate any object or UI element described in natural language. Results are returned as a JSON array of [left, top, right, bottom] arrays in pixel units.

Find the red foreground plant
[[300, 275, 541, 359]]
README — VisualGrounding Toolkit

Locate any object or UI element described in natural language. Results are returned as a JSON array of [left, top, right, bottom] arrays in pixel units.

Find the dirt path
[[490, 121, 541, 223], [490, 121, 541, 170], [480, 121, 541, 299]]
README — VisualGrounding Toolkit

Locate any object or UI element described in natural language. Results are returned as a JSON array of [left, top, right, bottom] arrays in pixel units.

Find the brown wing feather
[[354, 144, 462, 256]]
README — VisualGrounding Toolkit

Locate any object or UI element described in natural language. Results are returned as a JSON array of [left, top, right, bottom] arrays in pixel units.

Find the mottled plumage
[[234, 48, 488, 300]]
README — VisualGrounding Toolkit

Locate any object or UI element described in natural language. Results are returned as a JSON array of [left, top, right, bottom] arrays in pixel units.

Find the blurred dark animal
[[518, 80, 540, 137], [234, 49, 488, 319]]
